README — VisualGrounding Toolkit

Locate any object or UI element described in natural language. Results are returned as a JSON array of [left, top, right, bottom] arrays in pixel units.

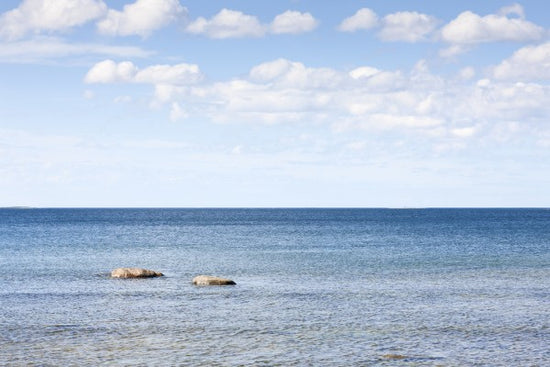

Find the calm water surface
[[0, 208, 548, 365]]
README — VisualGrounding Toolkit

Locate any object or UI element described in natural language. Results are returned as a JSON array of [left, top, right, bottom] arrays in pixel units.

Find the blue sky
[[1, 0, 549, 207]]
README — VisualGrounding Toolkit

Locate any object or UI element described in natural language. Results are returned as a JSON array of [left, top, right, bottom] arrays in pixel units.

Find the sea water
[[0, 208, 548, 366]]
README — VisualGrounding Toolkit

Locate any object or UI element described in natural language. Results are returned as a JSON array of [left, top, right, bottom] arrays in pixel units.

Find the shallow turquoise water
[[0, 208, 548, 365]]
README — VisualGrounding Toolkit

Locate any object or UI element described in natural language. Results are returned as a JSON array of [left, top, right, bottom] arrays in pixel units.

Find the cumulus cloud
[[85, 58, 426, 127], [492, 42, 550, 81], [213, 81, 327, 114], [97, 0, 186, 37], [440, 5, 544, 44], [270, 10, 318, 34], [152, 84, 186, 104], [349, 66, 381, 79], [84, 58, 550, 144], [379, 11, 439, 42], [498, 3, 526, 18], [249, 59, 343, 89], [338, 8, 378, 32], [335, 5, 544, 56], [185, 9, 319, 38], [186, 60, 427, 127], [185, 8, 265, 39], [84, 60, 137, 83], [84, 59, 202, 84], [338, 8, 438, 42], [249, 58, 294, 82], [134, 63, 202, 84], [0, 0, 107, 40], [243, 60, 549, 133]]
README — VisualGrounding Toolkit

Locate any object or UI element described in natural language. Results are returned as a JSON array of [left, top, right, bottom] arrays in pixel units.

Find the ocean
[[0, 208, 548, 366]]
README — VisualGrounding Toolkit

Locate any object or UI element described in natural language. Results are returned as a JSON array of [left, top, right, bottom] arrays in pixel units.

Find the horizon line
[[2, 206, 549, 210]]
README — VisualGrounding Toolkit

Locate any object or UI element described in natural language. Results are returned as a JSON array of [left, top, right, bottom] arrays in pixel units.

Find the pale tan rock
[[111, 267, 163, 278], [192, 275, 236, 286]]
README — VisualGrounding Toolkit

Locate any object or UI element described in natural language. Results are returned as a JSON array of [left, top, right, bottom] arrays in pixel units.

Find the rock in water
[[192, 275, 236, 286], [111, 267, 163, 278]]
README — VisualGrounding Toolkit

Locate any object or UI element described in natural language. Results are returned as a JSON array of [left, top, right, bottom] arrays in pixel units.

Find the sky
[[0, 0, 549, 207]]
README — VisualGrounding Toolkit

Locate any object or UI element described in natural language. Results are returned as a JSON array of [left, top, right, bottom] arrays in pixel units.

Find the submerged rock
[[111, 267, 163, 278], [192, 275, 236, 286]]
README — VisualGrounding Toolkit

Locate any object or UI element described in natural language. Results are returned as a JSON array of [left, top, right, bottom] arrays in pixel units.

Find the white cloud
[[84, 58, 550, 144], [492, 42, 550, 81], [185, 8, 265, 39], [464, 79, 550, 122], [188, 62, 418, 126], [458, 67, 476, 80], [85, 58, 440, 129], [349, 66, 381, 79], [152, 84, 186, 104], [440, 5, 544, 44], [338, 8, 378, 32], [0, 38, 151, 62], [135, 63, 202, 84], [97, 0, 186, 37], [379, 11, 438, 42], [270, 10, 318, 34], [0, 0, 107, 40], [451, 126, 478, 138], [477, 78, 491, 88], [84, 59, 137, 83], [84, 60, 203, 84], [439, 44, 469, 58], [249, 59, 343, 89], [363, 71, 405, 91], [169, 102, 188, 121], [185, 9, 319, 38], [338, 9, 438, 42], [200, 80, 329, 114], [498, 3, 525, 19], [415, 94, 435, 115], [249, 58, 294, 82]]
